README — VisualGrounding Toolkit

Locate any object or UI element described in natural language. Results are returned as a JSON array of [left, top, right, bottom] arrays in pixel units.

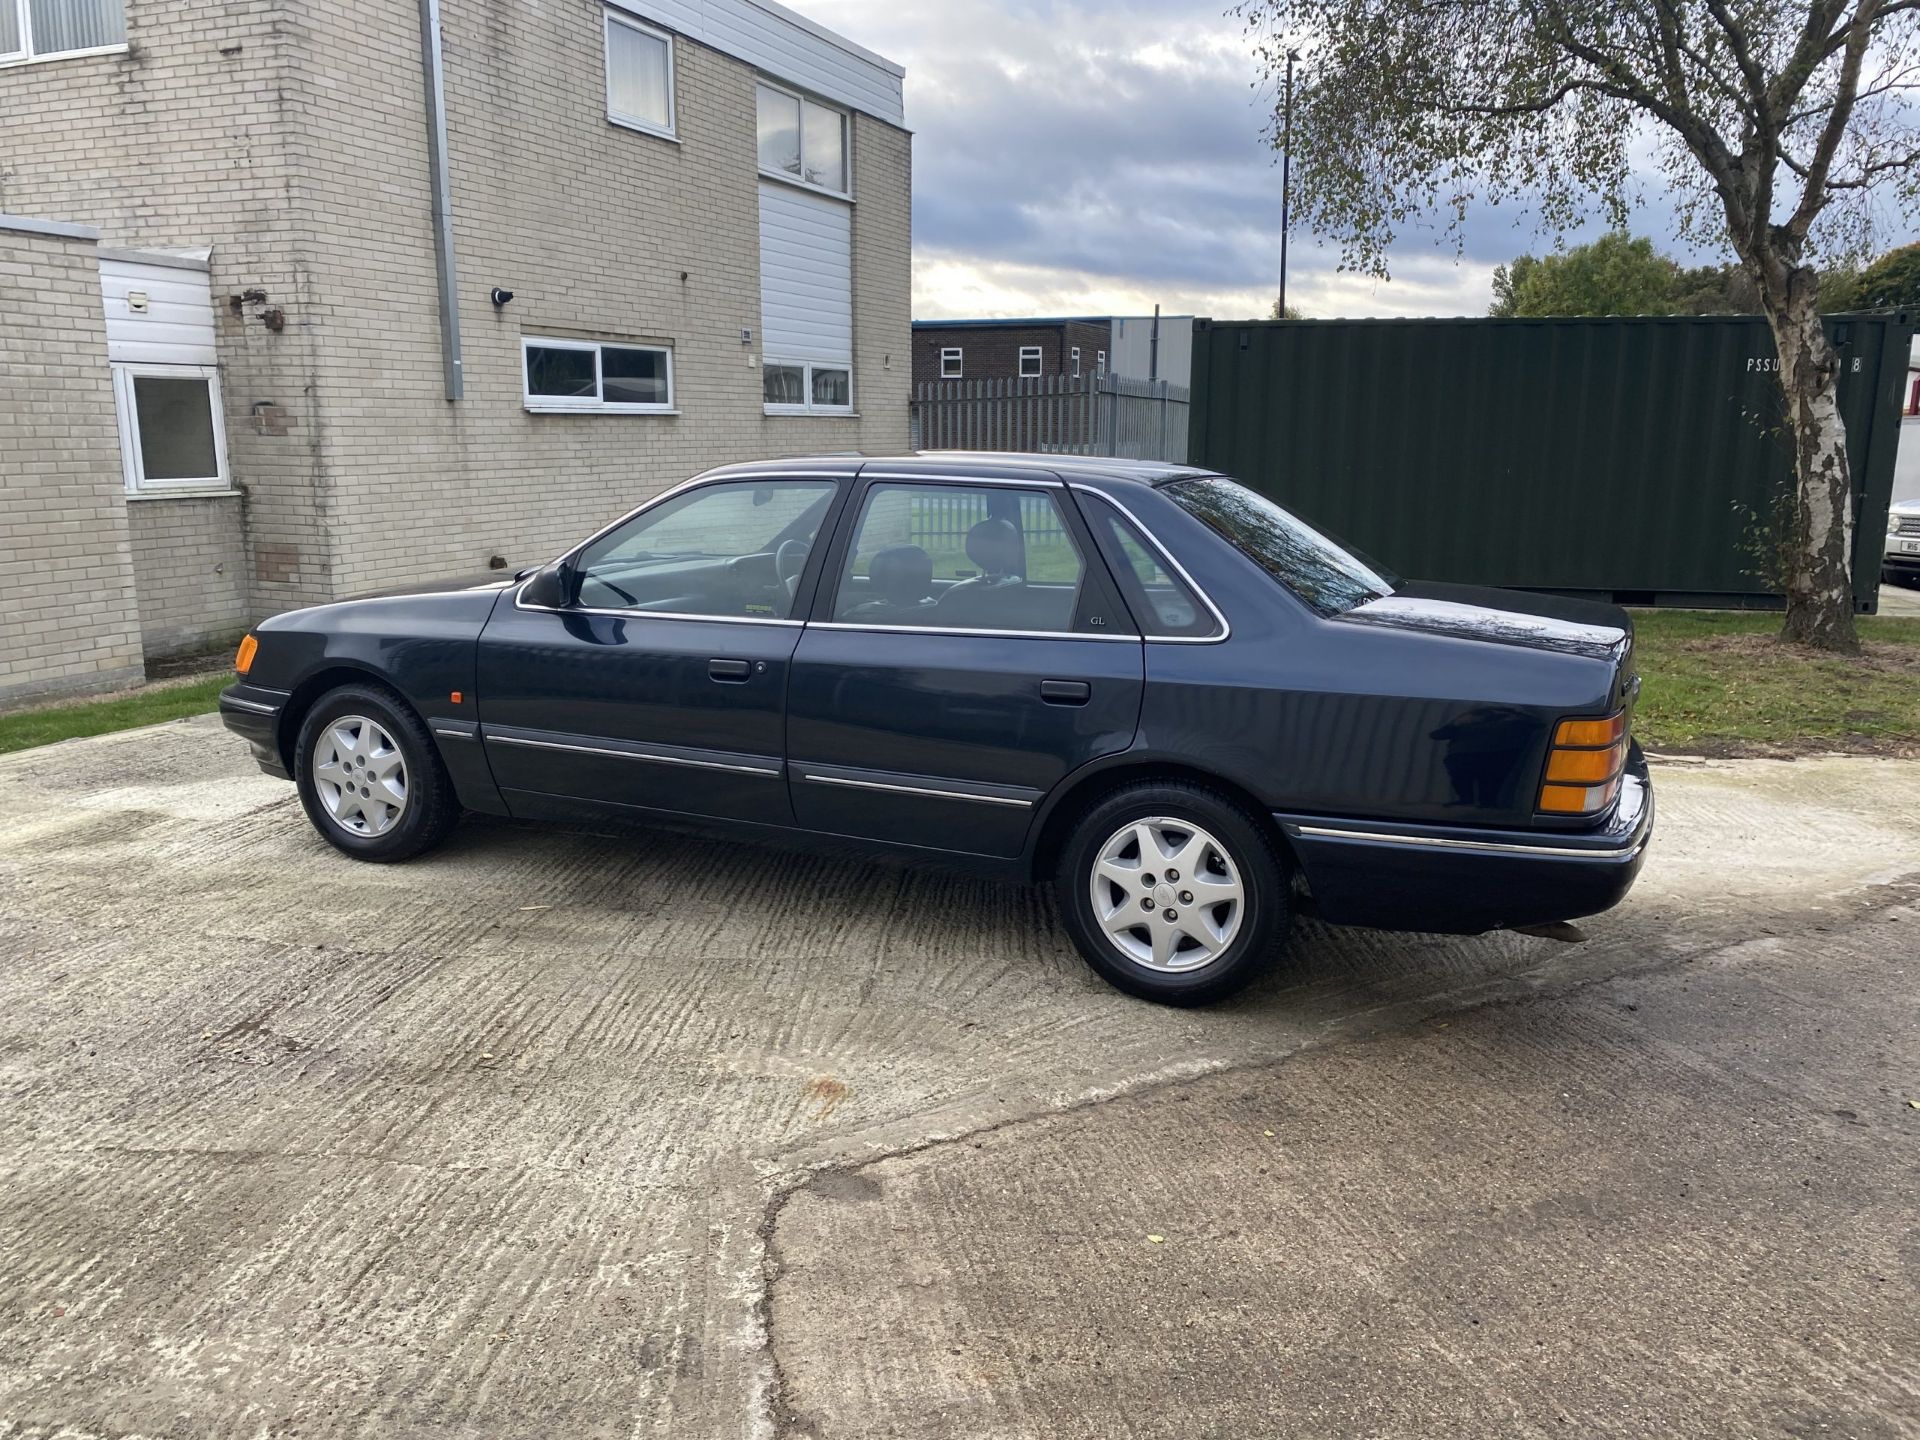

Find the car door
[[476, 475, 844, 827], [785, 470, 1145, 858]]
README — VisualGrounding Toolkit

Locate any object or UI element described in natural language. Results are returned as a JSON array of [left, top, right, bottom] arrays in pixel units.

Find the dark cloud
[[805, 0, 1730, 317]]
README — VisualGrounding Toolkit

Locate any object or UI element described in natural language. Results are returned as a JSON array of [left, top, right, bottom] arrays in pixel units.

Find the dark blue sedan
[[221, 454, 1653, 1005]]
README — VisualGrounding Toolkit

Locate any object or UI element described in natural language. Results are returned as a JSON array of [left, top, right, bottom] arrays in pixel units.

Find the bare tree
[[1239, 0, 1919, 650]]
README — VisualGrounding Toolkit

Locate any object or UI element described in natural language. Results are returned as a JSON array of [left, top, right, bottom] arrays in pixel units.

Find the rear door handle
[[709, 658, 752, 683], [1040, 679, 1091, 706]]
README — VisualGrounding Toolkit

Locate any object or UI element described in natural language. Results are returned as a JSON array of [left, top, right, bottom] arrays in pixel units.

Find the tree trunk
[[1761, 282, 1859, 653]]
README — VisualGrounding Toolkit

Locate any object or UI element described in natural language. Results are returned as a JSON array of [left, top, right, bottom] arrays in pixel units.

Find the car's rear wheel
[[293, 684, 459, 862], [1057, 781, 1289, 1006]]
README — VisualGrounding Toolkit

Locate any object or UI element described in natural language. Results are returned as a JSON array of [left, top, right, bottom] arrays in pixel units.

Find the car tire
[[293, 683, 460, 862], [1057, 780, 1290, 1006]]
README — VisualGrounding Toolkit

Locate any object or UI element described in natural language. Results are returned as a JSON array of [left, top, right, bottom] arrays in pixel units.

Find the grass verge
[[0, 673, 230, 757], [1632, 609, 1920, 756]]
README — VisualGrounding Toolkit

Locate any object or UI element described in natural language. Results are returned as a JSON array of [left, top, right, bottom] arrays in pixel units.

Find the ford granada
[[220, 454, 1653, 1005]]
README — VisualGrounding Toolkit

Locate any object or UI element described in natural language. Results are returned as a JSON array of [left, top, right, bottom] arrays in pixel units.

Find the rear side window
[[1084, 499, 1221, 639], [1164, 476, 1395, 618], [830, 483, 1088, 634]]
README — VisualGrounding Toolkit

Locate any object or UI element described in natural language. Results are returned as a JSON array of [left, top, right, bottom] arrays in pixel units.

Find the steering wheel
[[775, 539, 811, 602]]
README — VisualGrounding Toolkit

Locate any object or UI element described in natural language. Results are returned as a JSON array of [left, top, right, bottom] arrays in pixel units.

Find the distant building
[[913, 318, 1113, 386]]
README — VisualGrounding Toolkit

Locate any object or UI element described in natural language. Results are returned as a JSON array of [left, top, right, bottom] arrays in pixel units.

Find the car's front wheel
[[1057, 781, 1289, 1006], [293, 683, 460, 862]]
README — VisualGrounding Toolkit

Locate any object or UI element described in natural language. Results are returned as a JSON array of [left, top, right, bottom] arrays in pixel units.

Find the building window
[[1018, 346, 1043, 379], [524, 337, 674, 413], [764, 361, 853, 415], [1096, 350, 1107, 379], [604, 10, 674, 137], [940, 347, 963, 379], [1070, 346, 1082, 378], [113, 364, 228, 495], [756, 80, 849, 196], [0, 0, 124, 62]]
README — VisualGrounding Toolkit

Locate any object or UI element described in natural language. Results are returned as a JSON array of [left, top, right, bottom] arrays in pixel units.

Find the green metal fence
[[1186, 312, 1915, 611]]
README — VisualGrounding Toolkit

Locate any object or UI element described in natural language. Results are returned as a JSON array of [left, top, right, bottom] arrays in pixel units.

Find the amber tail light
[[234, 633, 258, 675], [1538, 712, 1628, 815]]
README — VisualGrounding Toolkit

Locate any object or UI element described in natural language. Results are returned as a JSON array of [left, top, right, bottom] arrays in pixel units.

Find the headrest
[[869, 545, 933, 605], [964, 518, 1023, 577]]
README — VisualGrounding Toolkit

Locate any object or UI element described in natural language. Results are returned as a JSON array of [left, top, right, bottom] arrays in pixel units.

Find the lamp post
[[1279, 48, 1299, 318]]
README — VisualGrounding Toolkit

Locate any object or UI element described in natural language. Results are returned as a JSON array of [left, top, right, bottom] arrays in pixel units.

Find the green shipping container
[[1187, 312, 1914, 611]]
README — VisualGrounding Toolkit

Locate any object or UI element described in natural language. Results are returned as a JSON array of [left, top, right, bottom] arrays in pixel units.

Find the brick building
[[0, 0, 910, 704], [912, 318, 1113, 386]]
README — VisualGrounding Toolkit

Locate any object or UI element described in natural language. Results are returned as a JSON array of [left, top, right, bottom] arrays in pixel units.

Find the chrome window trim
[[796, 772, 1034, 808], [810, 621, 1138, 642], [855, 471, 1066, 488], [487, 733, 782, 777], [512, 585, 807, 627], [1286, 823, 1649, 862], [1072, 486, 1232, 645]]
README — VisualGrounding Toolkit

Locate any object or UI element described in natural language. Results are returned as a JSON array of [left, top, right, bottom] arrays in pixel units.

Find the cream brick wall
[[125, 496, 249, 658], [0, 0, 913, 621], [299, 0, 914, 594], [0, 223, 145, 705]]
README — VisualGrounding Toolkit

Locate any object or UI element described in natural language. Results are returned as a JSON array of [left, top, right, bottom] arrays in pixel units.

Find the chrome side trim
[[810, 621, 1139, 642], [220, 695, 280, 715], [796, 772, 1034, 808], [1074, 486, 1232, 645], [1286, 823, 1649, 861], [487, 733, 782, 777], [431, 725, 477, 741]]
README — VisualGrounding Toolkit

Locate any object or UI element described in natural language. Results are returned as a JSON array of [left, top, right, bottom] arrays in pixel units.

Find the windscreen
[[1163, 477, 1396, 618]]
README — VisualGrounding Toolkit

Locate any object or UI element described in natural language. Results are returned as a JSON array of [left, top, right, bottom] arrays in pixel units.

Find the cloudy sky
[[801, 0, 1720, 321]]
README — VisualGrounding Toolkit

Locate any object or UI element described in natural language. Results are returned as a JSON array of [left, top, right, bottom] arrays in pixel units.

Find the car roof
[[694, 452, 1218, 489]]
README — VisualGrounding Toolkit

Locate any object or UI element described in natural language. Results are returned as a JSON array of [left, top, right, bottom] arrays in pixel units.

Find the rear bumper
[[219, 683, 292, 780], [1276, 747, 1654, 935]]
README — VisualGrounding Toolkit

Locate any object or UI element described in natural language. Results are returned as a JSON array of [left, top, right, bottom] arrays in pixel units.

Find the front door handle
[[1040, 679, 1091, 706], [709, 658, 752, 683]]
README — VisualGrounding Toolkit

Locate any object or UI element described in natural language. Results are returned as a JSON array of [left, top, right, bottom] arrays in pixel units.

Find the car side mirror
[[518, 561, 574, 609]]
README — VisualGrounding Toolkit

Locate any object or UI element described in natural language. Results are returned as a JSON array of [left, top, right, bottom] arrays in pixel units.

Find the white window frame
[[756, 78, 852, 200], [763, 360, 854, 417], [112, 362, 231, 497], [603, 9, 676, 140], [940, 347, 963, 379], [1018, 346, 1043, 379], [0, 0, 127, 66], [523, 336, 677, 414], [1070, 346, 1082, 378], [1096, 350, 1108, 379]]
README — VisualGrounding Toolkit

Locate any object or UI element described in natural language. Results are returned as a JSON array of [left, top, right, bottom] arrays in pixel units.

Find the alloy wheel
[[1087, 816, 1245, 972], [312, 715, 409, 838]]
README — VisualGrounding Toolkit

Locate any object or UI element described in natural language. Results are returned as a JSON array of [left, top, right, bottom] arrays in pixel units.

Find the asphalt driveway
[[0, 716, 1915, 1438]]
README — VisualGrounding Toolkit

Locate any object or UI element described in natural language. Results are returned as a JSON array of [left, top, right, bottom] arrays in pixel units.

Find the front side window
[[524, 338, 673, 413], [604, 11, 674, 137], [2, 0, 124, 62], [1164, 476, 1396, 618], [757, 82, 849, 196], [1084, 499, 1220, 639], [113, 363, 228, 494], [1070, 347, 1082, 378], [1018, 346, 1043, 379], [940, 347, 963, 379], [831, 483, 1088, 634], [572, 480, 835, 618]]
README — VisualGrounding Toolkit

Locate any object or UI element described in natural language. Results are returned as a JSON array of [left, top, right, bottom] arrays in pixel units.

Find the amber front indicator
[[234, 633, 258, 675], [1539, 710, 1629, 816]]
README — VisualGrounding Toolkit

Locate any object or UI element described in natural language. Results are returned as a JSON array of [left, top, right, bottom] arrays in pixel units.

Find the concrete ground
[[0, 718, 1915, 1439]]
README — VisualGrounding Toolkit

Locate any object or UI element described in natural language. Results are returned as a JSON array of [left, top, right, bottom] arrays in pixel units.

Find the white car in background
[[1888, 499, 1920, 587]]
